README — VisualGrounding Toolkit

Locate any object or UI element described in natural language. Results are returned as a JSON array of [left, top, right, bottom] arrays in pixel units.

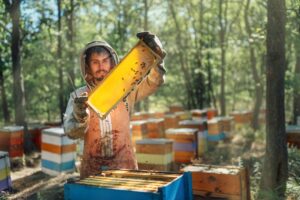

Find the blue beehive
[[64, 170, 193, 200], [0, 151, 11, 191]]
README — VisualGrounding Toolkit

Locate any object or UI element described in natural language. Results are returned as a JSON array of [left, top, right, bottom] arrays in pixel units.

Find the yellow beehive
[[88, 40, 161, 119]]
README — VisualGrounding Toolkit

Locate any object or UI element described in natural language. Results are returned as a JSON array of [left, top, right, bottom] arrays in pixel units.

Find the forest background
[[0, 0, 299, 198]]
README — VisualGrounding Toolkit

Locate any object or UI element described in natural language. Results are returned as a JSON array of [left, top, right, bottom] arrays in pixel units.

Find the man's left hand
[[136, 31, 166, 59]]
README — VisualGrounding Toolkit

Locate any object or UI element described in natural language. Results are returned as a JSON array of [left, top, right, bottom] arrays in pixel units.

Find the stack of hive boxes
[[0, 151, 11, 191], [178, 119, 207, 157], [165, 128, 197, 164], [207, 118, 225, 142], [218, 116, 234, 139], [130, 120, 148, 148], [0, 126, 24, 158], [146, 118, 165, 138], [64, 170, 193, 200], [135, 138, 174, 171], [230, 111, 252, 130], [41, 127, 76, 176], [164, 114, 178, 129]]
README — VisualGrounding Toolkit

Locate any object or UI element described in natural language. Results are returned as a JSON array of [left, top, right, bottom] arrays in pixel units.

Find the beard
[[94, 69, 109, 82]]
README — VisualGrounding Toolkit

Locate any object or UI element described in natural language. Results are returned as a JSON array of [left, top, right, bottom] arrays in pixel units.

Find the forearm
[[63, 95, 88, 139]]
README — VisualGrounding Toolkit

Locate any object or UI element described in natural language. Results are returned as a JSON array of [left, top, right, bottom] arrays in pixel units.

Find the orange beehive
[[147, 112, 165, 119], [174, 111, 191, 121], [230, 111, 252, 124], [190, 109, 207, 120], [28, 124, 47, 151], [182, 164, 250, 200], [206, 108, 218, 120], [130, 120, 148, 147], [286, 125, 300, 148], [131, 112, 150, 121], [164, 114, 178, 129], [207, 118, 221, 135], [179, 119, 206, 131], [146, 118, 165, 138], [0, 126, 24, 158], [169, 105, 184, 113]]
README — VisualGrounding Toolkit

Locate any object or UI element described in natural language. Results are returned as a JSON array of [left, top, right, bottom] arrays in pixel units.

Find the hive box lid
[[166, 128, 198, 135], [179, 119, 206, 126], [136, 138, 173, 145], [42, 127, 65, 137], [130, 120, 147, 126], [0, 126, 24, 132]]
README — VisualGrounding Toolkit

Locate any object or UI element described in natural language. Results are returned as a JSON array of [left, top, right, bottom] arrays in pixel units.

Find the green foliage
[[0, 0, 298, 126]]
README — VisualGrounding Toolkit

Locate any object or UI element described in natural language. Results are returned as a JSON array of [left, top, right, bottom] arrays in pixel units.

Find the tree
[[57, 0, 64, 123], [4, 0, 26, 126], [244, 0, 264, 130], [259, 0, 288, 198], [0, 4, 11, 123]]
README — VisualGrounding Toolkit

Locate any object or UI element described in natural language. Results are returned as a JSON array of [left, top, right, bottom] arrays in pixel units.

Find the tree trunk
[[9, 0, 26, 126], [259, 0, 288, 198], [66, 0, 75, 94], [57, 0, 64, 123], [0, 65, 10, 123], [293, 47, 300, 124], [5, 0, 33, 153], [244, 0, 263, 130], [218, 0, 227, 116]]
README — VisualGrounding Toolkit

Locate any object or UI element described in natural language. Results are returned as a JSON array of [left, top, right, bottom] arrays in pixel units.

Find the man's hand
[[73, 93, 89, 123], [136, 31, 166, 59]]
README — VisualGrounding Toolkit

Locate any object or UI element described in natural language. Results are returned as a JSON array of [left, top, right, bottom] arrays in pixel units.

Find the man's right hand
[[73, 93, 89, 123]]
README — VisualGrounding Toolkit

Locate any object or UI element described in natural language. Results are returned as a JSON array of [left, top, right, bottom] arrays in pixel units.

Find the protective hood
[[80, 41, 119, 88]]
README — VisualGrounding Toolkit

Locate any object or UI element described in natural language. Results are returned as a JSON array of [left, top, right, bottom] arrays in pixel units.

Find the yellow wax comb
[[87, 40, 161, 119]]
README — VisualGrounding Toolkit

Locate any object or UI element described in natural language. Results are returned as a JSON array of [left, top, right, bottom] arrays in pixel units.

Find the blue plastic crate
[[64, 170, 192, 200]]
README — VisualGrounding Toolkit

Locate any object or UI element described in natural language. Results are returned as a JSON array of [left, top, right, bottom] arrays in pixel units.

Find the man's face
[[89, 52, 112, 82]]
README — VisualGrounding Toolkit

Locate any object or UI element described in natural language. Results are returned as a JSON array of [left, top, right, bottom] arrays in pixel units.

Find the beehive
[[206, 119, 225, 142], [230, 111, 252, 124], [146, 118, 165, 138], [196, 131, 207, 157], [286, 125, 300, 148], [0, 126, 24, 158], [136, 139, 173, 171], [190, 109, 207, 121], [174, 111, 191, 121], [216, 117, 234, 139], [64, 170, 193, 200], [0, 151, 11, 191], [164, 114, 178, 129], [206, 108, 218, 120], [182, 164, 250, 200], [41, 127, 76, 176], [88, 40, 161, 119], [130, 120, 148, 146], [165, 128, 197, 163], [131, 112, 150, 121], [169, 105, 184, 113], [179, 119, 206, 131], [28, 124, 47, 151], [148, 112, 165, 119]]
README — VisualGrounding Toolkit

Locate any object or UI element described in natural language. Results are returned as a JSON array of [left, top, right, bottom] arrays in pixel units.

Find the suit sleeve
[[63, 91, 89, 139], [127, 64, 166, 111]]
